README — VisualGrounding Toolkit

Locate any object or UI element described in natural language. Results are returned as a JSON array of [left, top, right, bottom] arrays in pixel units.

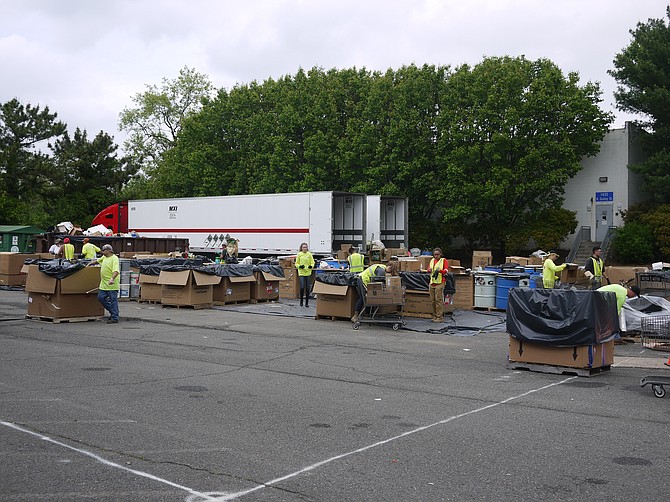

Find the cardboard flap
[[229, 275, 256, 283], [157, 270, 191, 286], [193, 271, 221, 286], [20, 264, 30, 274], [24, 265, 57, 294], [60, 267, 101, 294], [261, 271, 285, 281], [139, 274, 159, 284], [312, 281, 349, 296]]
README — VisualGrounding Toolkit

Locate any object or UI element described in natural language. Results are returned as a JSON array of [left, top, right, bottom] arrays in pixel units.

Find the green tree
[[0, 98, 66, 225], [50, 128, 139, 227], [610, 7, 670, 202], [119, 67, 213, 179], [434, 56, 612, 251]]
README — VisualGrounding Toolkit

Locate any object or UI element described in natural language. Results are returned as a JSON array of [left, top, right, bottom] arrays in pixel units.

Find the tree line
[[1, 7, 669, 259]]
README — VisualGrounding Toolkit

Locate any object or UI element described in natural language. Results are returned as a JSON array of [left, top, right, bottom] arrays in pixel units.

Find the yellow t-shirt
[[82, 242, 101, 259], [97, 254, 120, 291]]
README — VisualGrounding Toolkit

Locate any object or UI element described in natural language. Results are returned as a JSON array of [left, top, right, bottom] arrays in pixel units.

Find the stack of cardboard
[[0, 252, 38, 286], [24, 265, 103, 319], [472, 251, 493, 268], [336, 244, 351, 261], [278, 256, 299, 299], [506, 256, 530, 266], [452, 274, 474, 310], [396, 257, 420, 272], [313, 280, 359, 318]]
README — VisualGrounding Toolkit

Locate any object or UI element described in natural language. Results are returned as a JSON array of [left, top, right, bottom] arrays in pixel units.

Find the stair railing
[[567, 226, 591, 264], [600, 225, 618, 263]]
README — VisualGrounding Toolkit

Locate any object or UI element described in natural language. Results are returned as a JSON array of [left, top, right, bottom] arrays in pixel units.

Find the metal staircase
[[567, 226, 600, 265]]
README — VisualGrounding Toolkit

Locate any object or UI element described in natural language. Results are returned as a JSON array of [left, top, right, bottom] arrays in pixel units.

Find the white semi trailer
[[92, 191, 408, 256]]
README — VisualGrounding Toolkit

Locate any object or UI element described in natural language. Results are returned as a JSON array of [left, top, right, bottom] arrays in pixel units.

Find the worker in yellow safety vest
[[428, 247, 450, 323], [351, 262, 398, 323], [296, 242, 315, 308], [347, 247, 365, 273], [584, 246, 608, 289], [59, 237, 75, 260], [542, 250, 567, 288]]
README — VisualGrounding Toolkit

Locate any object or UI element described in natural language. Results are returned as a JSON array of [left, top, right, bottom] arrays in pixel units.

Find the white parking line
[[212, 376, 578, 501], [0, 420, 217, 501]]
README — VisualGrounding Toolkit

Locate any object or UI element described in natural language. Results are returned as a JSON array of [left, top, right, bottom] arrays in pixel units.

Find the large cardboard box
[[383, 248, 409, 261], [404, 290, 433, 315], [213, 275, 254, 304], [397, 258, 420, 272], [506, 256, 530, 266], [0, 252, 39, 275], [278, 256, 296, 269], [472, 251, 493, 268], [605, 266, 647, 286], [313, 281, 359, 318], [157, 270, 220, 306], [508, 336, 614, 369], [251, 271, 283, 301], [453, 274, 474, 310], [0, 274, 27, 286], [279, 268, 300, 299], [366, 282, 404, 305], [336, 250, 349, 261], [139, 274, 162, 301], [24, 265, 103, 318], [560, 264, 582, 285]]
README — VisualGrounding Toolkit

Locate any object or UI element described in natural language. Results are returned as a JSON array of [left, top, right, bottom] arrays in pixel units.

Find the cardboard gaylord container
[[157, 269, 220, 306], [279, 267, 300, 299], [312, 281, 360, 318], [213, 275, 255, 304], [251, 271, 284, 301], [472, 251, 492, 268], [508, 335, 614, 369], [24, 264, 104, 319], [139, 274, 162, 302], [0, 252, 39, 275], [452, 274, 474, 310]]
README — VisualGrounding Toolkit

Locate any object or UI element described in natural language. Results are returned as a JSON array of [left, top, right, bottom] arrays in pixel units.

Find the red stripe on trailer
[[132, 228, 309, 233]]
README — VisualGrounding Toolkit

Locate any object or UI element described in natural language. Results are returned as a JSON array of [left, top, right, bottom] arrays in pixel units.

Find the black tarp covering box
[[506, 288, 619, 347]]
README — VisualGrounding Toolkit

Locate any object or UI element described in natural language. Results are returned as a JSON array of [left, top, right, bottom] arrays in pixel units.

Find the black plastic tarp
[[137, 258, 214, 276], [400, 271, 456, 294], [210, 263, 254, 277], [315, 271, 358, 286], [252, 264, 285, 277], [32, 259, 88, 279], [506, 288, 619, 346]]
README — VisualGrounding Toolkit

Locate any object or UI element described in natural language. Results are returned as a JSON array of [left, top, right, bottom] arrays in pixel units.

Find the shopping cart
[[641, 315, 670, 352], [353, 278, 405, 331]]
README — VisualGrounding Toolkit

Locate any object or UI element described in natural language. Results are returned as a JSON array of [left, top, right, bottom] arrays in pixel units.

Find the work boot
[[305, 301, 309, 308], [431, 318, 443, 323], [351, 312, 359, 323], [299, 298, 303, 307]]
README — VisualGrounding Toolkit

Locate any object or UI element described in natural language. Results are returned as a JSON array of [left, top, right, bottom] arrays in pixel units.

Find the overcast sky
[[1, 0, 665, 149]]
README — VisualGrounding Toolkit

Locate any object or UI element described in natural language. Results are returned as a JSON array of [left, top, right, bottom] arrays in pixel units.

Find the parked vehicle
[[91, 192, 409, 256]]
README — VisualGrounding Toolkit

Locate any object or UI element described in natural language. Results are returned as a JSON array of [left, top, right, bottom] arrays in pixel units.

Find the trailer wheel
[[353, 322, 360, 330], [392, 323, 400, 331], [652, 385, 666, 398]]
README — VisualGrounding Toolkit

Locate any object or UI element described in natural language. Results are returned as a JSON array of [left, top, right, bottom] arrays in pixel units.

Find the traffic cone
[[665, 353, 670, 368]]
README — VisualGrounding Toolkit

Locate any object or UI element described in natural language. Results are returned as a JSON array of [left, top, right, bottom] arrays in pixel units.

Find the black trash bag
[[399, 271, 456, 294], [506, 288, 619, 347], [37, 259, 88, 279], [253, 264, 285, 277]]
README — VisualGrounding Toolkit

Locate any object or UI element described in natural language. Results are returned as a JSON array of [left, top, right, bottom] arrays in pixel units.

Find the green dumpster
[[0, 225, 43, 253]]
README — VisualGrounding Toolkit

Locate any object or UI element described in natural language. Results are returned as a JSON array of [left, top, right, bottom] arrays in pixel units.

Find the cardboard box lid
[[25, 265, 57, 293], [157, 269, 191, 286], [260, 271, 285, 281], [193, 271, 221, 286], [139, 273, 159, 284], [312, 281, 349, 296], [228, 275, 256, 283], [60, 267, 101, 294], [473, 250, 493, 257]]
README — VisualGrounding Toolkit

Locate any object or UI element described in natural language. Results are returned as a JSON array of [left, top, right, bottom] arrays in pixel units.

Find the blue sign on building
[[595, 191, 613, 202]]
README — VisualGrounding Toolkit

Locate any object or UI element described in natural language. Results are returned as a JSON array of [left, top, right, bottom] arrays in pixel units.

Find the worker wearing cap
[[351, 262, 398, 323], [59, 238, 75, 260], [542, 250, 567, 288], [81, 238, 101, 259], [597, 284, 640, 314], [428, 247, 450, 323], [49, 238, 62, 255], [88, 244, 120, 323]]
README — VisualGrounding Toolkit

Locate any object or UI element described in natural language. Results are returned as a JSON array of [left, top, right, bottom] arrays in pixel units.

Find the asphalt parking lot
[[1, 289, 669, 501]]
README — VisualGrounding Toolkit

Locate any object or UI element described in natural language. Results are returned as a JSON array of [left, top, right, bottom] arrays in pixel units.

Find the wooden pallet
[[137, 299, 161, 304], [507, 361, 611, 378], [473, 306, 506, 312], [26, 315, 102, 324], [249, 298, 278, 304], [403, 312, 433, 319], [161, 303, 213, 310], [212, 300, 251, 306], [315, 314, 352, 322]]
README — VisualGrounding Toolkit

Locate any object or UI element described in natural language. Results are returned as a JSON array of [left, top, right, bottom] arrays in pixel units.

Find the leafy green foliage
[[611, 221, 656, 264], [622, 202, 670, 260], [610, 7, 670, 202]]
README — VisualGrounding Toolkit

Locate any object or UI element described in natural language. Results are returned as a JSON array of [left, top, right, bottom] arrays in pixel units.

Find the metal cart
[[641, 316, 670, 352], [353, 279, 405, 331], [641, 375, 670, 398]]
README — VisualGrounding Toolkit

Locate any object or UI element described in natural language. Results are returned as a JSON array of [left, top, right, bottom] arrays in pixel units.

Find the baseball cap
[[630, 285, 641, 297], [83, 238, 90, 243], [63, 238, 70, 243], [101, 244, 113, 252]]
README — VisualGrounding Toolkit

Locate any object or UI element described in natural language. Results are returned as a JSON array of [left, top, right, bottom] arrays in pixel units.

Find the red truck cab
[[91, 202, 128, 234]]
